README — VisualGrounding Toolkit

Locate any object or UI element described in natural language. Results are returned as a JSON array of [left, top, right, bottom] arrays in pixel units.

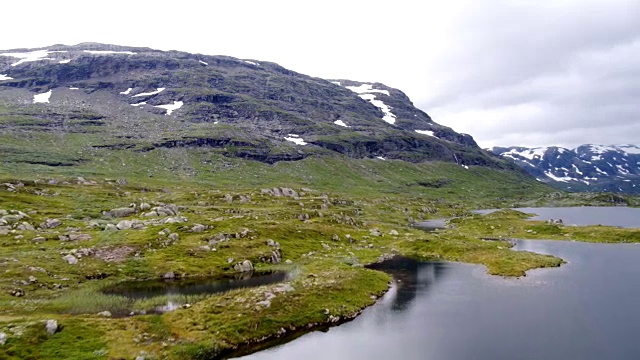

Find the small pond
[[101, 271, 289, 316]]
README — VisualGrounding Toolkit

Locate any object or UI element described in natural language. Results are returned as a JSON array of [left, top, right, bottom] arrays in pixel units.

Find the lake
[[233, 207, 640, 360], [476, 206, 640, 227]]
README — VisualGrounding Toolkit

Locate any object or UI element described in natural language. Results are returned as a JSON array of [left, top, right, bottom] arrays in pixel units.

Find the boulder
[[45, 320, 58, 335], [272, 188, 283, 197], [280, 187, 298, 198], [68, 233, 92, 241], [116, 220, 133, 230], [104, 224, 118, 231], [1, 215, 21, 224], [191, 224, 206, 233], [16, 222, 35, 231], [224, 194, 233, 203], [107, 207, 136, 218], [97, 311, 112, 317], [234, 260, 254, 272], [389, 229, 399, 236], [142, 211, 158, 217], [163, 271, 175, 279], [139, 203, 151, 211], [369, 228, 383, 237], [0, 332, 6, 345], [168, 233, 179, 242], [9, 288, 25, 297], [31, 236, 46, 243], [40, 218, 62, 229], [62, 254, 78, 265]]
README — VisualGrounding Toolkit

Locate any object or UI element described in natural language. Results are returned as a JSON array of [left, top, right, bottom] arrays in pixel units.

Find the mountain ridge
[[491, 144, 640, 193], [0, 43, 513, 171]]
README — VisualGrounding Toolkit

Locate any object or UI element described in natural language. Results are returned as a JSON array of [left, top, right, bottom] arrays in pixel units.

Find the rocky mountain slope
[[491, 144, 640, 193], [0, 43, 512, 171]]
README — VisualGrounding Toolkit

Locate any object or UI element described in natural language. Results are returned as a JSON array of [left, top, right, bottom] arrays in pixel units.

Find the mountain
[[491, 144, 640, 193], [0, 43, 511, 171]]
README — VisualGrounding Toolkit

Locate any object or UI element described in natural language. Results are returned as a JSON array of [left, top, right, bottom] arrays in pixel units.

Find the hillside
[[0, 43, 513, 172], [491, 145, 640, 194]]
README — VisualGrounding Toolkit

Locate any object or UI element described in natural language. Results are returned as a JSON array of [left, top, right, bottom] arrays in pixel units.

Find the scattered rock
[[97, 311, 112, 317], [369, 228, 383, 237], [28, 276, 37, 283], [285, 259, 293, 264], [106, 207, 136, 218], [191, 224, 206, 233], [31, 236, 46, 243], [270, 250, 281, 264], [9, 288, 24, 297], [62, 254, 78, 265], [139, 203, 151, 211], [68, 233, 92, 241], [40, 218, 62, 229], [116, 220, 133, 230], [234, 260, 254, 272], [104, 224, 118, 231], [281, 187, 298, 198], [224, 194, 233, 203], [331, 234, 340, 241], [45, 320, 58, 335], [389, 229, 399, 236], [168, 233, 179, 242], [163, 271, 175, 279], [0, 332, 6, 345], [16, 222, 35, 231]]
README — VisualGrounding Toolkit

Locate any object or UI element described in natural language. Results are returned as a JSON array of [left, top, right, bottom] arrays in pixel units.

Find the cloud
[[412, 0, 640, 147], [2, 0, 640, 148]]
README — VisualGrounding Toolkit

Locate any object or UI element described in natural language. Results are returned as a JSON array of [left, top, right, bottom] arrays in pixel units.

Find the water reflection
[[366, 257, 448, 311], [103, 271, 289, 299]]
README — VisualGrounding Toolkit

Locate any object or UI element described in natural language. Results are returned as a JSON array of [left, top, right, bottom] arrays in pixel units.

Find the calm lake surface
[[234, 208, 640, 360], [476, 206, 640, 227]]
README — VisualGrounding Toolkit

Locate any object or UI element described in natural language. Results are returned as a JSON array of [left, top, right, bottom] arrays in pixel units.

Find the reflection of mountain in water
[[367, 257, 448, 311]]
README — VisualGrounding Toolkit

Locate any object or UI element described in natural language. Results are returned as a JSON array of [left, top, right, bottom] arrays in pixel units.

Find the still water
[[476, 206, 640, 228], [235, 208, 640, 360]]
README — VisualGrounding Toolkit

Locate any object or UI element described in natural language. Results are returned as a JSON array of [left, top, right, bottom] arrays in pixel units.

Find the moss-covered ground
[[0, 157, 638, 359]]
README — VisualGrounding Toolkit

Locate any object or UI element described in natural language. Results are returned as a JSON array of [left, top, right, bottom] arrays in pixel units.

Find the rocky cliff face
[[0, 43, 511, 169], [491, 145, 640, 193]]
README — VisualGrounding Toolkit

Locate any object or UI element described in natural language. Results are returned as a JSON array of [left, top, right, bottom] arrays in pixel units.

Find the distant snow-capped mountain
[[490, 144, 640, 193]]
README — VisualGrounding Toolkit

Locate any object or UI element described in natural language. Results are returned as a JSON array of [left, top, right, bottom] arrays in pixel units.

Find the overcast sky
[[3, 0, 639, 148]]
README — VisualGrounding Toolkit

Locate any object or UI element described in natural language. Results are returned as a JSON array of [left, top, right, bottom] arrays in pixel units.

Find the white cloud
[[1, 0, 639, 148]]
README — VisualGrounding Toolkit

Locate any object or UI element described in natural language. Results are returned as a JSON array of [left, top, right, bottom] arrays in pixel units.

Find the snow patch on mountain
[[415, 130, 435, 137], [1, 50, 53, 66], [357, 93, 396, 124], [155, 101, 184, 115], [334, 120, 350, 128], [345, 84, 390, 96], [133, 88, 165, 97], [33, 90, 52, 103], [284, 134, 307, 145], [0, 74, 13, 81]]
